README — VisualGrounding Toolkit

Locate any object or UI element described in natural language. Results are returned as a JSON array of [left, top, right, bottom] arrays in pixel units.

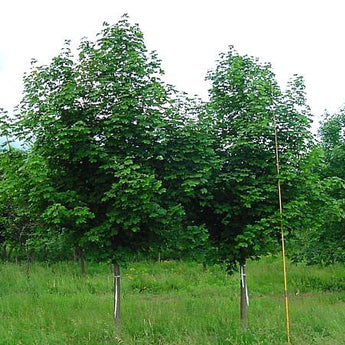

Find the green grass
[[1, 258, 345, 344]]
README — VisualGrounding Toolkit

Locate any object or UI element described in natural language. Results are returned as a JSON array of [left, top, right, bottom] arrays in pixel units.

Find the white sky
[[1, 0, 345, 131]]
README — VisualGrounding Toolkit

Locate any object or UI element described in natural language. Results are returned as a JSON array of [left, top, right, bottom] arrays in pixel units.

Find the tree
[[205, 47, 313, 328], [0, 110, 34, 261], [291, 109, 345, 265], [317, 109, 345, 262], [152, 93, 216, 261], [4, 16, 210, 327]]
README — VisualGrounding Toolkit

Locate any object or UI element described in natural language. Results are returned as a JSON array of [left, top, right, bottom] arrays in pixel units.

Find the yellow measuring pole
[[273, 116, 291, 344]]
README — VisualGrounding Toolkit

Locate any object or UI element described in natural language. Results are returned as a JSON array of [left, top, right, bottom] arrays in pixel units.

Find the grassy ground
[[0, 257, 345, 345]]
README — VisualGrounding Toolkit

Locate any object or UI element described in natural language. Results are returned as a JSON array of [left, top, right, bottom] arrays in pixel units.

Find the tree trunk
[[80, 251, 86, 276], [26, 249, 34, 277], [240, 262, 249, 330], [1, 245, 7, 261], [113, 262, 121, 329], [202, 261, 207, 272], [75, 246, 86, 276], [8, 246, 13, 261]]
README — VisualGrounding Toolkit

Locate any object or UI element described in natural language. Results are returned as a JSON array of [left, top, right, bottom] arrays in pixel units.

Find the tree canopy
[[204, 47, 313, 270], [1, 17, 211, 263], [1, 16, 344, 272]]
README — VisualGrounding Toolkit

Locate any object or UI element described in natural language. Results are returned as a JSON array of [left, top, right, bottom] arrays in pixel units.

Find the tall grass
[[0, 258, 345, 344]]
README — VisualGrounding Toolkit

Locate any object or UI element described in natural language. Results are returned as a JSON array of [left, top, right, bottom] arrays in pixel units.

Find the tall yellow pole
[[273, 117, 291, 344]]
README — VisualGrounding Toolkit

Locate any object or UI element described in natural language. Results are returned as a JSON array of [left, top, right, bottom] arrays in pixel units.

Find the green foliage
[[3, 14, 345, 344], [2, 15, 343, 275], [0, 150, 33, 254], [1, 17, 211, 264], [205, 47, 314, 270], [291, 108, 345, 264], [0, 148, 75, 260], [149, 94, 216, 260]]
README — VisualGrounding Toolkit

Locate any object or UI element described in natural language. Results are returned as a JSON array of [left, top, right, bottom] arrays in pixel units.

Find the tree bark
[[80, 251, 86, 276], [26, 249, 34, 277], [75, 246, 86, 276], [240, 262, 249, 330], [1, 245, 7, 261], [113, 262, 121, 329], [8, 246, 13, 261], [202, 261, 207, 272]]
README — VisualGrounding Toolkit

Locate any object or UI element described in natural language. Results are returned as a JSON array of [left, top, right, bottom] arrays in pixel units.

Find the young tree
[[205, 47, 313, 328], [5, 16, 210, 327]]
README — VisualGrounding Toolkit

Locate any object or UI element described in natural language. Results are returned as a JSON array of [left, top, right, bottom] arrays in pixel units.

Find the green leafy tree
[[291, 109, 345, 264], [0, 147, 71, 262], [205, 47, 313, 327], [287, 169, 345, 265], [10, 18, 167, 259], [4, 16, 211, 325], [151, 94, 216, 261], [318, 109, 345, 262], [0, 149, 33, 260]]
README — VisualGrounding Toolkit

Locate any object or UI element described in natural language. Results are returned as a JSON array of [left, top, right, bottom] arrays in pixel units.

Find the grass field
[[0, 257, 345, 345]]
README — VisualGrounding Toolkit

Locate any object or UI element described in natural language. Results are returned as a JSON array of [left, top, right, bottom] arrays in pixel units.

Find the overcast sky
[[1, 0, 345, 130]]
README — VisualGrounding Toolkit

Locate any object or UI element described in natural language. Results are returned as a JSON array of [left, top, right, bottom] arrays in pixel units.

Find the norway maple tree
[[205, 47, 313, 327], [4, 16, 211, 325]]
